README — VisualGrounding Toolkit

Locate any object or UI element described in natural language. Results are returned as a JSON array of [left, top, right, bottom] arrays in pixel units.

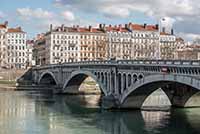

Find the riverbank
[[0, 80, 17, 90], [0, 85, 16, 90]]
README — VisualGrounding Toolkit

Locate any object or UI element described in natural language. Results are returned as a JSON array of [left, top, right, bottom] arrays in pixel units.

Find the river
[[0, 90, 200, 134]]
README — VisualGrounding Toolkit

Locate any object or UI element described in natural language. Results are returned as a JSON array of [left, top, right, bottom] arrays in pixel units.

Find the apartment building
[[34, 24, 108, 65], [0, 21, 8, 68], [0, 21, 27, 69], [79, 26, 107, 61], [26, 40, 34, 67], [33, 22, 185, 65], [105, 23, 160, 60], [6, 27, 27, 69], [174, 45, 200, 60], [33, 34, 46, 65]]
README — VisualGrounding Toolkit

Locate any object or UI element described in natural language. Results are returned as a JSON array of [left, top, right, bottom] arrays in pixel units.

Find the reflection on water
[[0, 91, 200, 134], [142, 111, 170, 131]]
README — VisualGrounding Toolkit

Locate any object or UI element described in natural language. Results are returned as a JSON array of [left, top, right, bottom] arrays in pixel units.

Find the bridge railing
[[116, 60, 200, 66], [33, 60, 200, 70]]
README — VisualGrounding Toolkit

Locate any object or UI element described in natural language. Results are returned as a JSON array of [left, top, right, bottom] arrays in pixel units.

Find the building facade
[[34, 25, 108, 65], [79, 26, 107, 61], [45, 25, 80, 64], [0, 21, 8, 68], [26, 40, 34, 67], [0, 21, 27, 69], [106, 23, 160, 60], [174, 44, 200, 60], [159, 32, 176, 60], [33, 22, 186, 66], [6, 27, 27, 69], [33, 34, 46, 66]]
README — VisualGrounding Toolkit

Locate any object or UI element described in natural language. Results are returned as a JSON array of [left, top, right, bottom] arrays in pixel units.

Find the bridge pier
[[163, 83, 200, 108], [101, 94, 120, 109]]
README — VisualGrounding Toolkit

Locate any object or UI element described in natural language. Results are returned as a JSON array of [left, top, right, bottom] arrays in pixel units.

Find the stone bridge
[[18, 60, 200, 109]]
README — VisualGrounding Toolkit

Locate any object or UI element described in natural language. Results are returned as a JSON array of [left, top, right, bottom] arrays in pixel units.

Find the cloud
[[61, 10, 75, 21], [16, 8, 54, 20], [178, 32, 200, 42], [54, 0, 200, 41], [53, 0, 200, 20], [15, 7, 79, 36], [101, 6, 130, 18]]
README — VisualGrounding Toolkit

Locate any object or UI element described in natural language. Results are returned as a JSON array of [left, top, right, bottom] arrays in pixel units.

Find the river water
[[0, 91, 200, 134]]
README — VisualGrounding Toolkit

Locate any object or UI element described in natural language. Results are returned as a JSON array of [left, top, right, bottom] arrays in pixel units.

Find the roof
[[0, 24, 6, 29], [52, 26, 105, 33], [130, 24, 158, 31], [7, 27, 25, 33], [106, 24, 158, 32], [49, 22, 159, 34], [105, 26, 129, 32], [79, 27, 105, 33]]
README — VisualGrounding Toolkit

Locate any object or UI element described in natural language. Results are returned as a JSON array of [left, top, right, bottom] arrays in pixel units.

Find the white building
[[45, 25, 81, 64], [0, 21, 8, 68], [34, 24, 107, 65], [33, 22, 185, 66], [0, 21, 27, 69], [6, 27, 27, 69], [105, 23, 160, 60]]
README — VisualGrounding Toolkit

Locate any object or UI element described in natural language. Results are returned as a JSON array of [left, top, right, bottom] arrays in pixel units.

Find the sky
[[0, 0, 199, 41]]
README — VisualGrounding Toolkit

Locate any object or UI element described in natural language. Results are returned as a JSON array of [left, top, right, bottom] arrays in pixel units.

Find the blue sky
[[0, 0, 199, 41]]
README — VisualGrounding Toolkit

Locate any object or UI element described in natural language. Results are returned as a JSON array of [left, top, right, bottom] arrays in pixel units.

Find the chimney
[[4, 21, 8, 26], [61, 24, 64, 31], [155, 24, 159, 30], [162, 27, 166, 33], [125, 24, 128, 29], [171, 29, 174, 35], [76, 25, 80, 32], [99, 24, 102, 29], [128, 22, 132, 30], [144, 23, 147, 28], [17, 27, 22, 31], [128, 22, 132, 27], [89, 25, 92, 32], [50, 24, 53, 32], [119, 24, 122, 31], [101, 24, 106, 31]]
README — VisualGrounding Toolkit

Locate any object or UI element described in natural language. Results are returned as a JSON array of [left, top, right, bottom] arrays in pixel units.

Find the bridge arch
[[38, 71, 58, 85], [121, 74, 200, 108], [62, 70, 108, 96]]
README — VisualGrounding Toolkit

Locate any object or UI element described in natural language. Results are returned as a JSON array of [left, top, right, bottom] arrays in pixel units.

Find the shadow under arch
[[62, 71, 107, 96], [121, 74, 200, 109], [38, 71, 58, 86]]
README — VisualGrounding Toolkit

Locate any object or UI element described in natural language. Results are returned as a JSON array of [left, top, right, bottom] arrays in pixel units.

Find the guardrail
[[33, 60, 200, 70]]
